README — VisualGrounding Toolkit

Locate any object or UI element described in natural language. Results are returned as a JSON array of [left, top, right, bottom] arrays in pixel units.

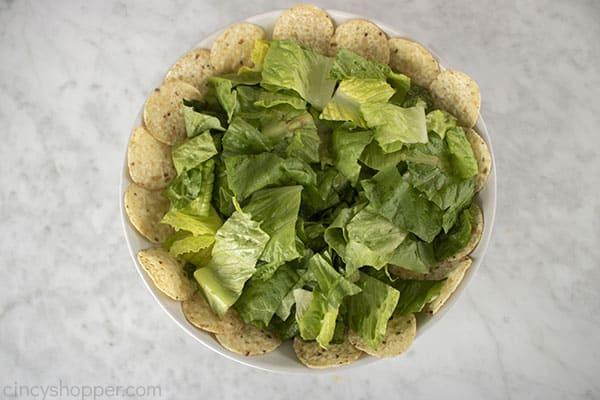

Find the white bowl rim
[[120, 8, 497, 374]]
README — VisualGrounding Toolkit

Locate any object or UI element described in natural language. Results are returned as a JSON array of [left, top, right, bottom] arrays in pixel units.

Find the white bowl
[[120, 9, 497, 374]]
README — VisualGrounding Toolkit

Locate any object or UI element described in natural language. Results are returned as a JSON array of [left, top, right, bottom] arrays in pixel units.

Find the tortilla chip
[[127, 126, 175, 190], [272, 5, 334, 55], [330, 19, 389, 63], [465, 128, 492, 192], [293, 336, 362, 369], [348, 313, 416, 358], [422, 258, 472, 315], [447, 203, 483, 262], [165, 48, 214, 98], [182, 291, 244, 334], [216, 323, 281, 356], [137, 247, 196, 301], [210, 23, 266, 74], [143, 80, 202, 145], [124, 183, 173, 243], [388, 257, 468, 281], [430, 70, 480, 128], [388, 37, 440, 87]]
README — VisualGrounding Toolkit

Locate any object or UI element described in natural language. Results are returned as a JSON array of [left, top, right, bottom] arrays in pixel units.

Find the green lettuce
[[361, 103, 428, 152], [225, 153, 316, 201], [446, 127, 478, 179], [347, 273, 400, 349], [244, 186, 302, 265], [361, 167, 443, 242], [261, 40, 336, 110], [254, 91, 306, 110], [194, 202, 269, 317], [331, 128, 373, 184], [389, 235, 436, 273], [209, 77, 237, 122], [171, 131, 217, 174], [183, 105, 225, 138], [320, 79, 395, 126], [359, 141, 405, 171], [235, 263, 300, 328], [163, 159, 215, 216], [426, 109, 457, 139], [433, 207, 473, 260], [329, 48, 390, 80], [222, 117, 272, 157]]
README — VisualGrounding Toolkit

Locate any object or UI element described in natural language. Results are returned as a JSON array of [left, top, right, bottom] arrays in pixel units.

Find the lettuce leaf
[[171, 131, 217, 174], [331, 127, 373, 184], [209, 77, 237, 122], [225, 153, 316, 201], [433, 207, 473, 260], [183, 105, 225, 137], [194, 203, 270, 317], [359, 141, 405, 171], [400, 84, 434, 111], [235, 263, 301, 328], [389, 235, 436, 273], [329, 48, 390, 80], [295, 254, 361, 347], [244, 186, 302, 265], [320, 79, 395, 126], [446, 127, 479, 179], [222, 117, 272, 157], [261, 40, 336, 110], [163, 159, 215, 215], [161, 206, 222, 236], [347, 273, 400, 349], [361, 103, 428, 152], [426, 110, 457, 139], [301, 167, 349, 216], [361, 167, 443, 242], [254, 91, 306, 110]]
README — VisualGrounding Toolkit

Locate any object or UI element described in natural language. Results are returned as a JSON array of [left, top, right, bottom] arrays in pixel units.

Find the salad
[[124, 5, 491, 369]]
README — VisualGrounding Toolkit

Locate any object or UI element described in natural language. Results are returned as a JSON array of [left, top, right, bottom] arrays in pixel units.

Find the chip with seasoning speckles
[[210, 23, 266, 74], [349, 313, 416, 358], [430, 69, 481, 128], [127, 126, 175, 190], [273, 5, 334, 55], [330, 19, 389, 63], [137, 247, 196, 301], [182, 291, 244, 334], [215, 323, 282, 356], [388, 37, 440, 87], [165, 48, 214, 98], [143, 80, 202, 145], [422, 258, 472, 315], [465, 128, 492, 192], [388, 256, 470, 281], [124, 183, 173, 243], [293, 336, 362, 368]]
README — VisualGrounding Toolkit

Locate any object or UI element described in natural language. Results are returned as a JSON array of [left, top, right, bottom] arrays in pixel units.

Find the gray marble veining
[[0, 0, 599, 399]]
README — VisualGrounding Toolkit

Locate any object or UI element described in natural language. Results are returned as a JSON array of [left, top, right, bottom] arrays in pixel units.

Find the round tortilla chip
[[465, 128, 492, 192], [272, 5, 334, 55], [127, 126, 175, 190], [388, 257, 468, 281], [330, 19, 389, 63], [422, 258, 472, 315], [216, 323, 281, 356], [210, 23, 266, 74], [388, 37, 440, 87], [348, 313, 416, 358], [165, 48, 214, 98], [447, 203, 484, 262], [124, 183, 173, 243], [137, 247, 196, 301], [430, 70, 481, 128], [293, 336, 362, 369], [182, 291, 244, 334], [143, 80, 202, 145]]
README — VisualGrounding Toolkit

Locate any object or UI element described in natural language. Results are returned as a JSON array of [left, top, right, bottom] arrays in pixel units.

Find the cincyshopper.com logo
[[1, 381, 161, 399]]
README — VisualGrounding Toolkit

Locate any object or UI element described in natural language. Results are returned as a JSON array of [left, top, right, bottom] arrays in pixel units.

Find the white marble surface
[[1, 0, 599, 399]]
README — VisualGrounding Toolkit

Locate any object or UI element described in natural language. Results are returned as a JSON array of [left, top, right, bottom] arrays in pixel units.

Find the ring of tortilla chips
[[349, 313, 416, 358], [127, 126, 175, 190], [165, 48, 214, 98], [272, 5, 334, 55], [330, 19, 389, 63], [422, 258, 472, 315], [293, 336, 362, 368], [137, 247, 196, 301], [182, 291, 244, 334], [215, 323, 282, 356], [143, 80, 202, 145], [430, 69, 481, 128], [210, 23, 266, 74], [124, 183, 173, 243], [388, 37, 440, 87]]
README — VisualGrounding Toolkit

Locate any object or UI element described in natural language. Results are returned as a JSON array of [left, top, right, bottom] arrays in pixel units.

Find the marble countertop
[[1, 0, 599, 399]]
